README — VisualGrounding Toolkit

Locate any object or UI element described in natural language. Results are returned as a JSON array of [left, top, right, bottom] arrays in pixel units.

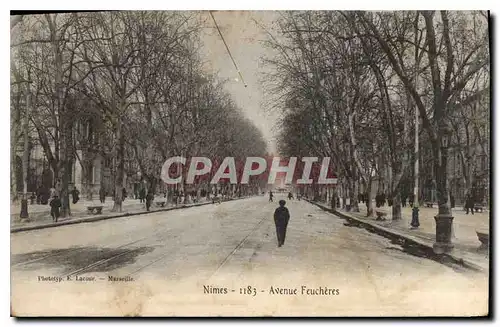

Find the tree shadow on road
[[11, 246, 155, 274]]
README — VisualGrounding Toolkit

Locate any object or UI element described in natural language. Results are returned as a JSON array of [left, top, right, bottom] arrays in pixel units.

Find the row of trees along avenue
[[11, 12, 267, 219], [264, 11, 489, 252]]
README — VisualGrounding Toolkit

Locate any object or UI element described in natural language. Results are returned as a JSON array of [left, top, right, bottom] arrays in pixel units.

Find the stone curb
[[11, 196, 253, 234], [306, 199, 487, 273]]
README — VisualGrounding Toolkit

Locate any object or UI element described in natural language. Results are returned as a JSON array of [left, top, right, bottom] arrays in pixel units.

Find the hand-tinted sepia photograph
[[10, 10, 490, 317]]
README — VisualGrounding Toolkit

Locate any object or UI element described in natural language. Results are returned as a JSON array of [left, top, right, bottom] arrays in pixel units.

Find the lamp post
[[433, 126, 454, 253], [410, 102, 420, 229]]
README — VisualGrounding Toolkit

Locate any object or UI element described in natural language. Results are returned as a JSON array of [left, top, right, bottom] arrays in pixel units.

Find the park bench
[[425, 202, 433, 208], [156, 201, 167, 207], [375, 210, 388, 221], [476, 230, 489, 250], [87, 206, 103, 215], [474, 204, 484, 213]]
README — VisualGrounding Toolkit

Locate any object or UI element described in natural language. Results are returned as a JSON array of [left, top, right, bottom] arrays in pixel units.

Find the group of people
[[269, 191, 297, 203], [47, 184, 80, 222]]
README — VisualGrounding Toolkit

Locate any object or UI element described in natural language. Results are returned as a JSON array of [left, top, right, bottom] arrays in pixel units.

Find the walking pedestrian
[[146, 191, 154, 211], [49, 195, 62, 222], [269, 190, 274, 202], [71, 187, 80, 204], [288, 192, 294, 200], [99, 187, 106, 204], [274, 200, 290, 247], [465, 193, 475, 215], [139, 188, 146, 203]]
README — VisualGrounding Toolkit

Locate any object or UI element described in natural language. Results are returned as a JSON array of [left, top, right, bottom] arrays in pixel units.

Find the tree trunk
[[59, 118, 72, 218], [342, 180, 347, 209], [352, 176, 360, 212], [11, 89, 21, 203], [331, 185, 337, 210], [21, 91, 30, 208], [392, 193, 402, 220], [366, 177, 374, 217], [435, 145, 451, 216], [112, 122, 125, 212]]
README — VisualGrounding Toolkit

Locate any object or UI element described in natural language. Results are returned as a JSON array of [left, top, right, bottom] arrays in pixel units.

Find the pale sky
[[199, 11, 281, 154]]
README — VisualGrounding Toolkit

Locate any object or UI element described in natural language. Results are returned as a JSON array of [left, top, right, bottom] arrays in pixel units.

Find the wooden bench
[[425, 202, 433, 208], [156, 201, 166, 207], [375, 210, 388, 221], [87, 206, 103, 215], [476, 230, 489, 249]]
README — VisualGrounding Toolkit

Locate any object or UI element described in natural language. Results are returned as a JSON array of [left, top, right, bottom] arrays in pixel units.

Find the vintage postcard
[[10, 10, 490, 317]]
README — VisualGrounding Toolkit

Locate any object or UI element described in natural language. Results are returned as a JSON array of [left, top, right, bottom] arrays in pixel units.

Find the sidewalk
[[10, 196, 240, 233], [309, 199, 489, 272]]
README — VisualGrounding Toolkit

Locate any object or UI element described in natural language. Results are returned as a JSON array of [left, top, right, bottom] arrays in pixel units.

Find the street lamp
[[410, 99, 420, 229], [433, 126, 454, 254]]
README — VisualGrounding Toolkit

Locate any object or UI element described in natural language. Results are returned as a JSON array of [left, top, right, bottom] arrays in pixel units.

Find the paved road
[[11, 195, 488, 316]]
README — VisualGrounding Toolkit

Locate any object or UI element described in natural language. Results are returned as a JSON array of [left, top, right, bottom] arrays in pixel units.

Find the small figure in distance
[[269, 190, 274, 202], [274, 200, 290, 247], [49, 195, 62, 222], [146, 190, 154, 211], [287, 192, 294, 200]]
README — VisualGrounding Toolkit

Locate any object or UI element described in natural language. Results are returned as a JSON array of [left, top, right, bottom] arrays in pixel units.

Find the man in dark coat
[[71, 188, 80, 204], [269, 191, 274, 202], [50, 195, 62, 222], [274, 200, 290, 247], [139, 188, 146, 204], [146, 191, 154, 211], [465, 194, 475, 215], [99, 187, 106, 204]]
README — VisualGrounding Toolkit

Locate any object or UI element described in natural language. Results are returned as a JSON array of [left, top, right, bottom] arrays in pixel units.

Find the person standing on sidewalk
[[99, 187, 106, 204], [122, 187, 127, 202], [139, 187, 146, 204], [269, 190, 274, 202], [274, 200, 290, 247], [146, 191, 154, 211], [465, 193, 475, 215], [49, 195, 62, 222], [71, 187, 80, 204]]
